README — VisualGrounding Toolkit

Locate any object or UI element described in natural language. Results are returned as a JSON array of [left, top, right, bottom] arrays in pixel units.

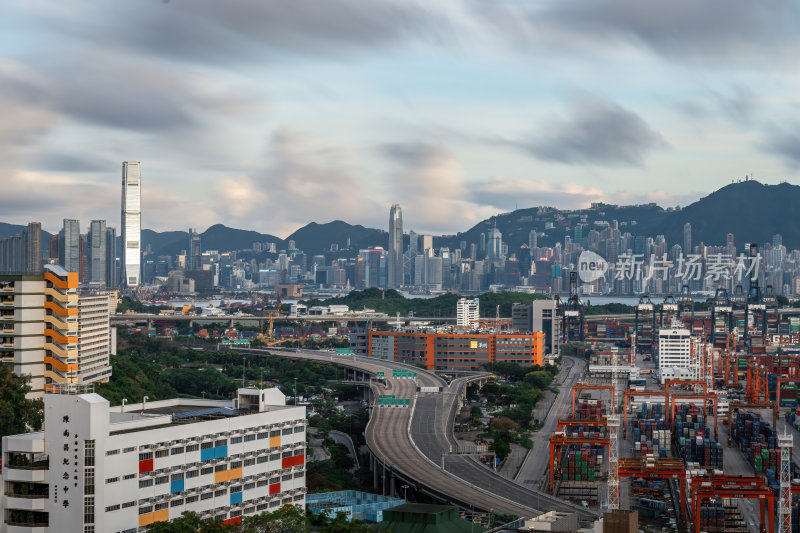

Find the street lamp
[[401, 484, 409, 501], [294, 378, 298, 405]]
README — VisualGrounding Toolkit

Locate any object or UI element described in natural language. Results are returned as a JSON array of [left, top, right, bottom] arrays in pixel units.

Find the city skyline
[[2, 2, 800, 236]]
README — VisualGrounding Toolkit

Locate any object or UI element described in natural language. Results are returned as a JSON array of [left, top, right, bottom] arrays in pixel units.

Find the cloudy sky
[[3, 1, 800, 236]]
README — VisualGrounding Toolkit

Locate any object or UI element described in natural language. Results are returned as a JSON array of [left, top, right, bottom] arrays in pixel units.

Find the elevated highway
[[226, 346, 597, 520]]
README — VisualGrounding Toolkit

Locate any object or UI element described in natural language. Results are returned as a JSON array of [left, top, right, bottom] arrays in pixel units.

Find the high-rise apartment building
[[683, 222, 692, 255], [456, 297, 479, 327], [0, 265, 115, 399], [388, 204, 403, 288], [189, 228, 202, 270], [122, 161, 142, 287], [0, 222, 41, 273], [24, 222, 41, 273], [0, 265, 77, 398], [1, 387, 306, 532], [87, 219, 107, 286], [77, 291, 113, 384], [59, 219, 81, 274]]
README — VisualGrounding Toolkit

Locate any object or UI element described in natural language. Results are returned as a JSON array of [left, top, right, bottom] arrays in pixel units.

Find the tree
[[146, 512, 218, 532], [0, 365, 43, 437], [239, 505, 309, 532]]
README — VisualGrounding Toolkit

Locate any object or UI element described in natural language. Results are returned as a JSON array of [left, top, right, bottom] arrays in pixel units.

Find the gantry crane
[[659, 294, 679, 328], [557, 417, 608, 432], [618, 457, 687, 520], [634, 294, 656, 357], [562, 271, 585, 342], [548, 433, 610, 493], [571, 383, 615, 416], [710, 287, 733, 346], [690, 475, 774, 533], [622, 390, 667, 438], [667, 392, 718, 441]]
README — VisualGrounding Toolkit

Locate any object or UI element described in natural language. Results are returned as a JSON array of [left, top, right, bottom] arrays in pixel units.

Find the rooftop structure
[[1, 387, 306, 532], [306, 490, 404, 523]]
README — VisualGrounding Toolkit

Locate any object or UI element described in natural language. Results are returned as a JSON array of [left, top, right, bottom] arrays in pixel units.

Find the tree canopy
[[0, 365, 43, 437]]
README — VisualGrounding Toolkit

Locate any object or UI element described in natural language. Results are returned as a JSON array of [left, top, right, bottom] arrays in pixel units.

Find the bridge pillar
[[229, 319, 234, 328], [390, 470, 396, 498], [147, 318, 152, 329], [372, 456, 378, 490]]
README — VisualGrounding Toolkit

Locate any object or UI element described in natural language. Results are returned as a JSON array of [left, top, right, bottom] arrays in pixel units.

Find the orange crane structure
[[690, 475, 774, 533], [667, 392, 718, 441], [571, 383, 615, 416], [618, 457, 687, 519], [556, 418, 608, 431], [622, 390, 667, 438], [548, 433, 609, 493]]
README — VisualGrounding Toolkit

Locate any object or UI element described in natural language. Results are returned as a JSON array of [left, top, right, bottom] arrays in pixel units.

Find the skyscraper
[[59, 219, 81, 273], [683, 222, 692, 255], [106, 227, 117, 288], [121, 161, 141, 287], [88, 219, 107, 285], [388, 204, 403, 288], [487, 227, 503, 262], [189, 228, 202, 270], [24, 222, 41, 273]]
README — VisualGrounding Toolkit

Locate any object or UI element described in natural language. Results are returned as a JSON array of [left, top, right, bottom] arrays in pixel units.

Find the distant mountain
[[5, 179, 799, 258], [0, 223, 53, 251], [286, 220, 385, 253], [441, 180, 800, 252]]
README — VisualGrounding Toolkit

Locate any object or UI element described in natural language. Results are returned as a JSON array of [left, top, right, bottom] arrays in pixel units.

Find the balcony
[[6, 454, 49, 471], [5, 496, 46, 511], [5, 510, 48, 529]]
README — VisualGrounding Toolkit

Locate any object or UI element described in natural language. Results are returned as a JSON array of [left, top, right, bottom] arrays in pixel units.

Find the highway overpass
[[220, 346, 598, 521]]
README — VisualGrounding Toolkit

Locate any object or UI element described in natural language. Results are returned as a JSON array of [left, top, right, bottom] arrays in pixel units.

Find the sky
[[2, 0, 800, 237]]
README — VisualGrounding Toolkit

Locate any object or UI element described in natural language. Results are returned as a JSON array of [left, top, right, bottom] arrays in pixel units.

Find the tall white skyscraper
[[388, 204, 403, 288], [488, 227, 503, 262], [121, 161, 141, 287]]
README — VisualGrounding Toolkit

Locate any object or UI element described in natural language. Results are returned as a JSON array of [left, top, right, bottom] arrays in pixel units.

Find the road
[[329, 430, 359, 471], [718, 422, 762, 533], [516, 356, 588, 489], [231, 347, 597, 520]]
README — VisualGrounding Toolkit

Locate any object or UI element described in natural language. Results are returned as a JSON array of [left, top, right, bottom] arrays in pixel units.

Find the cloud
[[379, 141, 496, 233], [762, 126, 800, 167], [482, 0, 800, 63], [214, 127, 384, 237], [517, 98, 667, 167], [39, 0, 444, 66]]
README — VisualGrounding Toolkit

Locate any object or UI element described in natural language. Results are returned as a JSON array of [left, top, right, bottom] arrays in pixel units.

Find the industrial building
[[1, 387, 306, 532], [512, 299, 561, 360], [0, 265, 114, 399], [656, 328, 698, 384], [366, 329, 544, 370]]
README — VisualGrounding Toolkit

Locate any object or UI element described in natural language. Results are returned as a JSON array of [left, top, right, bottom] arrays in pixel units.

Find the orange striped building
[[0, 264, 110, 398], [368, 330, 544, 370]]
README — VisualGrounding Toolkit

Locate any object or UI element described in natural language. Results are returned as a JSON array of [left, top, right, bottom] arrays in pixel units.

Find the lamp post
[[401, 484, 409, 501], [294, 378, 298, 405]]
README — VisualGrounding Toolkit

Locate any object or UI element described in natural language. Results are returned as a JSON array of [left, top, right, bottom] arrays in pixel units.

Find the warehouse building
[[1, 387, 306, 532], [366, 329, 544, 370]]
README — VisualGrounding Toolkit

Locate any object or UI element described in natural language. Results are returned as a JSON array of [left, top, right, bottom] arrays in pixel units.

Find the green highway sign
[[376, 371, 384, 377]]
